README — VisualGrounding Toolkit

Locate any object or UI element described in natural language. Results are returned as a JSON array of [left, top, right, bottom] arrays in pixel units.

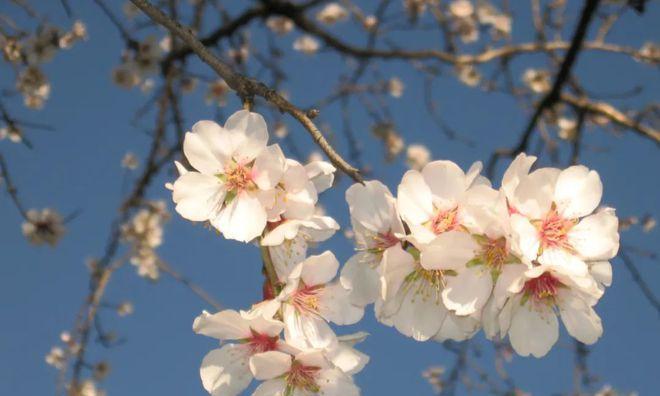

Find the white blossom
[[170, 110, 287, 242], [316, 3, 349, 25], [22, 208, 65, 246], [293, 35, 320, 55], [406, 144, 431, 170]]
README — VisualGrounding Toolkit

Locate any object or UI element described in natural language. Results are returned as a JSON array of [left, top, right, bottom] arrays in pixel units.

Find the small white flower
[[406, 144, 431, 170], [483, 262, 603, 357], [341, 181, 404, 307], [387, 77, 405, 98], [396, 159, 487, 246], [16, 66, 51, 109], [121, 152, 139, 170], [378, 243, 480, 341], [449, 0, 474, 18], [557, 117, 577, 141], [276, 251, 364, 350], [170, 110, 287, 242], [293, 35, 320, 55], [22, 208, 66, 246], [316, 3, 349, 25], [266, 16, 294, 35], [0, 125, 23, 143], [193, 309, 287, 396], [250, 349, 360, 396], [45, 346, 66, 369], [522, 68, 551, 93], [205, 79, 231, 106]]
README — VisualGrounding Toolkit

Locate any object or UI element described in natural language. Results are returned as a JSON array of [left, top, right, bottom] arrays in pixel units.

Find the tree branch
[[130, 0, 364, 183]]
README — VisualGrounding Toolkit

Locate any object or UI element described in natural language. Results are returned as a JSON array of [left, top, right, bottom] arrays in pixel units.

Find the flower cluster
[[22, 208, 66, 246], [112, 37, 162, 91], [341, 153, 619, 357], [1, 21, 87, 109], [171, 109, 619, 396], [170, 109, 366, 395], [120, 201, 170, 280]]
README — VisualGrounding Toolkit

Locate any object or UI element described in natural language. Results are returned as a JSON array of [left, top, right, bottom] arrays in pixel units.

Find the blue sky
[[1, 1, 659, 395]]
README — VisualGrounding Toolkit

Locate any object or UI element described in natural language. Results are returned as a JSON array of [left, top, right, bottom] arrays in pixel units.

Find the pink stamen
[[523, 272, 562, 303], [430, 207, 459, 235], [246, 329, 279, 354], [537, 209, 576, 251]]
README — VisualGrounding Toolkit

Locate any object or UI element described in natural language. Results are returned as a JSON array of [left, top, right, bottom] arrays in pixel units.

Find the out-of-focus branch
[[620, 249, 660, 316], [561, 93, 660, 144], [0, 151, 28, 218], [130, 0, 364, 183], [157, 260, 222, 311]]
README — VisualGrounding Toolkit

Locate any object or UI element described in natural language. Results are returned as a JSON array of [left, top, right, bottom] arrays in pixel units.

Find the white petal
[[242, 314, 285, 337], [442, 267, 493, 315], [509, 304, 558, 357], [511, 167, 559, 219], [589, 261, 612, 288], [252, 379, 286, 396], [568, 208, 619, 261], [537, 248, 588, 277], [200, 344, 252, 396], [213, 192, 267, 242], [283, 304, 337, 349], [346, 180, 396, 234], [300, 251, 339, 286], [267, 236, 308, 282], [249, 351, 292, 380], [318, 282, 365, 325], [318, 368, 360, 396], [340, 252, 381, 306], [191, 120, 234, 164], [282, 182, 317, 220], [501, 153, 536, 199], [305, 161, 336, 193], [558, 291, 603, 345], [193, 310, 250, 340], [183, 131, 224, 175], [554, 165, 602, 219], [510, 214, 540, 261], [464, 161, 484, 187], [380, 244, 416, 302], [224, 110, 269, 163], [252, 144, 286, 190], [392, 283, 446, 341], [326, 343, 369, 375], [172, 172, 224, 222], [397, 170, 433, 225], [422, 160, 467, 208], [420, 231, 478, 270], [433, 313, 480, 342]]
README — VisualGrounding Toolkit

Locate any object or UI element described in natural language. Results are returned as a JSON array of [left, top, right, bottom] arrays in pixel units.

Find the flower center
[[223, 163, 253, 192], [291, 283, 322, 315], [536, 209, 576, 252], [246, 329, 279, 354], [369, 231, 399, 252], [522, 272, 563, 305], [479, 237, 509, 271], [404, 266, 453, 304], [430, 207, 459, 235], [285, 361, 321, 393]]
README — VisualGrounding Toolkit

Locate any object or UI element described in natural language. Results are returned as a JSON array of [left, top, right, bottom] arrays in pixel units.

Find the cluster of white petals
[[120, 201, 170, 280], [22, 208, 66, 246], [342, 153, 619, 357], [170, 110, 370, 395], [171, 109, 620, 396]]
